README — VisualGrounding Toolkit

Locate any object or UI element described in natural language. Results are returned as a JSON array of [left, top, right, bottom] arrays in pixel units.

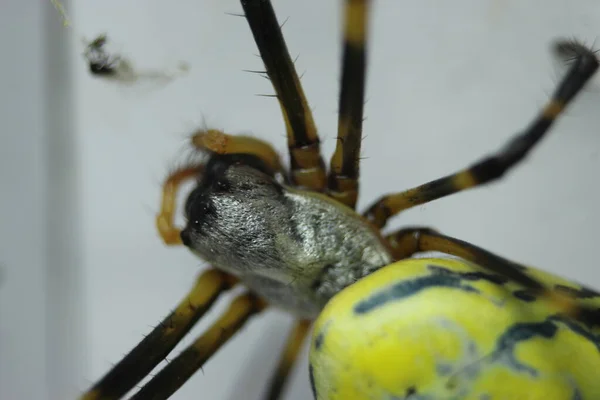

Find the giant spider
[[80, 0, 600, 399]]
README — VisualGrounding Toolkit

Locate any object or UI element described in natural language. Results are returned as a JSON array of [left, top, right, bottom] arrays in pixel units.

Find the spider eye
[[214, 178, 231, 192]]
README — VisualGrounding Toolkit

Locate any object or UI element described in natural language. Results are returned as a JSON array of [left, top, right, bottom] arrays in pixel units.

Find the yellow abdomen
[[310, 258, 600, 400]]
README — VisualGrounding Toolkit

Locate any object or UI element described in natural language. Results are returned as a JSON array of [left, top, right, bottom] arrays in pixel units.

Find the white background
[[2, 0, 600, 399]]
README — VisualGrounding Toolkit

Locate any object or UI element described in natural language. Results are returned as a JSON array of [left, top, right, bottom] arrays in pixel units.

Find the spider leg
[[191, 129, 286, 177], [80, 269, 238, 400], [129, 292, 267, 400], [364, 42, 599, 229], [156, 164, 203, 245], [263, 319, 312, 400], [328, 0, 371, 209], [240, 0, 327, 191], [384, 227, 600, 327]]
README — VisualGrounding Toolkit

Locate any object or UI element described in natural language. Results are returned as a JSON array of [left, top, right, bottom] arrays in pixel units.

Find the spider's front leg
[[327, 0, 371, 209], [242, 0, 327, 192]]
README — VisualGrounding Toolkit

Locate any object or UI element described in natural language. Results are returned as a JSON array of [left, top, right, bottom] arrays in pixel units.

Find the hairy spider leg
[[364, 43, 599, 228], [384, 227, 600, 327], [241, 0, 327, 191], [328, 0, 371, 209], [129, 293, 267, 400], [79, 269, 238, 400]]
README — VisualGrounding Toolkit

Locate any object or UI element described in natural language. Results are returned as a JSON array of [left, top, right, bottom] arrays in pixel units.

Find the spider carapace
[[179, 150, 394, 318], [81, 0, 600, 399]]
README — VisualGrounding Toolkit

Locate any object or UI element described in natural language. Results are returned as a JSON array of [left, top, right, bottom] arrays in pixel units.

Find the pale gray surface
[[0, 2, 48, 399], [0, 1, 82, 400], [2, 0, 600, 399]]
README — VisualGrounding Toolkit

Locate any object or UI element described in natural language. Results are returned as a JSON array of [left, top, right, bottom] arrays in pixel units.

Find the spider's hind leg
[[384, 227, 600, 328], [364, 40, 599, 228]]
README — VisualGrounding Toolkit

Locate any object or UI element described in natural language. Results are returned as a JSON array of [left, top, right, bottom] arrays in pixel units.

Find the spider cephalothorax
[[181, 151, 393, 318]]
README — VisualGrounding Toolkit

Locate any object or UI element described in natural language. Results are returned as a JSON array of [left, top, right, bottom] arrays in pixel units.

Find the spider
[[80, 0, 600, 399]]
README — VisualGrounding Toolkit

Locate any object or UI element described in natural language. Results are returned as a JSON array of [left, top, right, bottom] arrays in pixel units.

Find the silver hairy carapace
[[180, 153, 394, 318]]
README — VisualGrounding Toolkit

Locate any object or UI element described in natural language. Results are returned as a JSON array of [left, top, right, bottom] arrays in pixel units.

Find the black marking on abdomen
[[493, 320, 558, 375], [489, 316, 600, 376], [309, 364, 317, 399], [314, 331, 324, 351], [428, 265, 509, 285], [353, 268, 480, 315], [313, 320, 331, 352], [512, 289, 536, 302], [428, 265, 562, 305], [548, 316, 600, 352], [353, 263, 524, 315]]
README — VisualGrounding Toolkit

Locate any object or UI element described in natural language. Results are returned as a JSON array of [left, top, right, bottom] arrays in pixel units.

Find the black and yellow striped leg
[[385, 226, 440, 260], [129, 293, 267, 400], [385, 227, 600, 327], [263, 320, 312, 400], [327, 0, 371, 209], [240, 0, 326, 191], [365, 42, 599, 229], [386, 228, 533, 286], [79, 269, 238, 400]]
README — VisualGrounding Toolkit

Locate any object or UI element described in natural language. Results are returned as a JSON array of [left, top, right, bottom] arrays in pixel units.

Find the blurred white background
[[2, 0, 600, 399]]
